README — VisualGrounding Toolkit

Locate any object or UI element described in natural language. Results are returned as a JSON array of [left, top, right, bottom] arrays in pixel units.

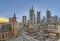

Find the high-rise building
[[22, 16, 27, 25], [51, 16, 58, 24], [35, 17, 37, 24], [28, 20, 29, 24], [41, 16, 46, 24], [37, 11, 40, 24], [29, 6, 35, 24], [54, 15, 58, 24], [33, 14, 35, 24], [46, 10, 51, 24], [51, 16, 56, 23], [58, 17, 60, 24], [47, 23, 60, 34]]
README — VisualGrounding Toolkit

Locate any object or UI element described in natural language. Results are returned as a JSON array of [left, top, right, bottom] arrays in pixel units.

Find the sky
[[0, 0, 60, 22]]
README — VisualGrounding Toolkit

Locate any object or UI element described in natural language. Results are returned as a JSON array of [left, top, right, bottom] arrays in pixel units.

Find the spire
[[32, 5, 33, 9], [13, 12, 16, 18], [13, 12, 17, 22]]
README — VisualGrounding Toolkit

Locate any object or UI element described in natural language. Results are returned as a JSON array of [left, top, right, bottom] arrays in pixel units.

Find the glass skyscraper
[[46, 10, 51, 24]]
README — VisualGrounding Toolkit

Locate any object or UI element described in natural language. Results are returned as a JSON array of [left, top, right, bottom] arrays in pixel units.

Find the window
[[6, 33, 7, 38], [2, 33, 4, 39]]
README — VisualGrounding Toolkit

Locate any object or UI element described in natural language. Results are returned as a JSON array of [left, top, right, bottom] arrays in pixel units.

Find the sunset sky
[[0, 0, 60, 22], [0, 17, 9, 23]]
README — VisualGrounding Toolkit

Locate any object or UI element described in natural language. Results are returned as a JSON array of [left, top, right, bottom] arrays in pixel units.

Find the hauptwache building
[[0, 13, 19, 41]]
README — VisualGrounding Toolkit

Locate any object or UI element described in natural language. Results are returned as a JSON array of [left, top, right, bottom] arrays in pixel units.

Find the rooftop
[[0, 24, 12, 33]]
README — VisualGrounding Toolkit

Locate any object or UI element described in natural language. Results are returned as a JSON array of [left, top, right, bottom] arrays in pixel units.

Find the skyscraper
[[58, 17, 60, 24], [37, 11, 40, 24], [51, 16, 58, 24], [51, 16, 56, 23], [41, 16, 46, 24], [54, 15, 58, 24], [33, 14, 35, 24], [46, 10, 51, 24], [22, 16, 27, 25], [29, 6, 35, 24]]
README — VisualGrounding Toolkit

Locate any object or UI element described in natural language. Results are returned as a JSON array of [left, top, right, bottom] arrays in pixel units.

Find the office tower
[[41, 16, 46, 24], [35, 17, 37, 24], [51, 16, 58, 24], [58, 17, 60, 24], [33, 14, 35, 24], [29, 6, 35, 24], [22, 16, 27, 25], [54, 15, 58, 24], [47, 23, 60, 34], [46, 10, 51, 24], [28, 20, 29, 24], [37, 11, 40, 24], [51, 16, 56, 23]]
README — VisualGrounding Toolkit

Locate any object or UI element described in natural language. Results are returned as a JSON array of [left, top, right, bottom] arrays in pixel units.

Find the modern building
[[37, 11, 40, 24], [51, 16, 56, 24], [46, 10, 51, 24], [47, 23, 60, 37], [41, 16, 46, 24], [22, 16, 27, 26], [29, 6, 35, 24], [58, 17, 60, 24], [35, 17, 37, 24], [33, 14, 35, 24], [51, 16, 58, 24], [54, 15, 58, 24], [28, 20, 29, 25]]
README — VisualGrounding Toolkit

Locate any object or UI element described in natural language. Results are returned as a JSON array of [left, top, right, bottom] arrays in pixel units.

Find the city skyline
[[0, 0, 60, 22]]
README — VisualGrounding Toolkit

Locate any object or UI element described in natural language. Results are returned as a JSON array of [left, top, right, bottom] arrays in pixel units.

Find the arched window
[[2, 33, 4, 39], [6, 33, 7, 38]]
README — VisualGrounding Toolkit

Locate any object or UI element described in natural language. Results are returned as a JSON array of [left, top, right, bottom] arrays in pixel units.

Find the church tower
[[13, 13, 17, 22], [9, 12, 18, 37]]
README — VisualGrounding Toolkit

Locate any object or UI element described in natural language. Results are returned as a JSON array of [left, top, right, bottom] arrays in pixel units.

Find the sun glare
[[0, 17, 9, 23]]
